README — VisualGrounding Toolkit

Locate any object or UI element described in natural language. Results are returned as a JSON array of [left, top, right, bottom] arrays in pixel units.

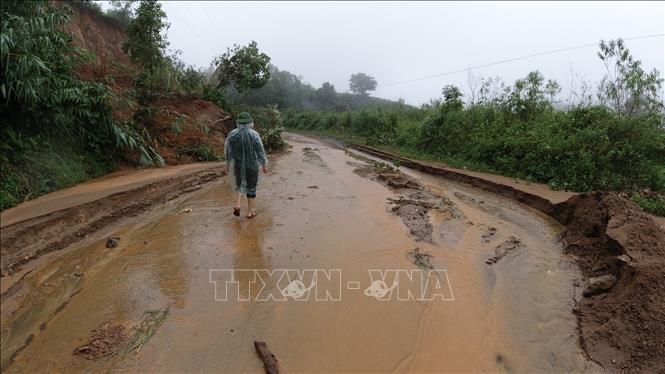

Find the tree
[[441, 85, 463, 108], [506, 71, 558, 119], [122, 0, 169, 72], [597, 38, 664, 117], [316, 82, 337, 109], [349, 73, 377, 96], [214, 41, 271, 93], [106, 0, 136, 28]]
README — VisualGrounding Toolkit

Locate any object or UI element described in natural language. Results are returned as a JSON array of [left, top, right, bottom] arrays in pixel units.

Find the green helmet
[[236, 112, 253, 124]]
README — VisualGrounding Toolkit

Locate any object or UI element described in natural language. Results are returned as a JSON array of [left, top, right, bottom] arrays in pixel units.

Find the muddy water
[[1, 134, 598, 372]]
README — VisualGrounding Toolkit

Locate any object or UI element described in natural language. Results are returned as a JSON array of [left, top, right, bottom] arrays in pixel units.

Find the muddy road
[[1, 133, 601, 372]]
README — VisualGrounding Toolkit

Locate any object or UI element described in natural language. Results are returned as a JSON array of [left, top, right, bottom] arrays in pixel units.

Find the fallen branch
[[254, 341, 279, 374]]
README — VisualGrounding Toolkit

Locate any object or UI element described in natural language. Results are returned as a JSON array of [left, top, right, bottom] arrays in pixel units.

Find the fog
[[155, 1, 663, 105]]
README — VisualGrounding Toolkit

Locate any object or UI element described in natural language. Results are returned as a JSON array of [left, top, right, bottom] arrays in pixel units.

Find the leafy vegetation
[[0, 1, 163, 210], [283, 40, 665, 216], [227, 105, 286, 153], [213, 41, 271, 93], [222, 65, 399, 111], [631, 191, 665, 217], [349, 73, 378, 96]]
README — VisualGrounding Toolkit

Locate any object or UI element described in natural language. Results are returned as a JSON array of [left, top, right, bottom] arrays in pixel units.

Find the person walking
[[224, 112, 268, 219]]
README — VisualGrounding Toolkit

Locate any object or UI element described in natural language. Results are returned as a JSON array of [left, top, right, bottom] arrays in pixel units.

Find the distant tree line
[[211, 66, 395, 111]]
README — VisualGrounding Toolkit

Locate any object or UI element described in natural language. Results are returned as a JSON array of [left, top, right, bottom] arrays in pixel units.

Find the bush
[[228, 104, 286, 153], [631, 186, 665, 216], [283, 97, 665, 194]]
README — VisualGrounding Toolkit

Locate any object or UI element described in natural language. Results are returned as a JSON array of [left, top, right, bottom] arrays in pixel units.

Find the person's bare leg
[[235, 193, 242, 209], [247, 197, 257, 218], [233, 193, 242, 216]]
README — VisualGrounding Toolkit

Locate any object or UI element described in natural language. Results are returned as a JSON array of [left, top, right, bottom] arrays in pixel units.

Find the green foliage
[[597, 38, 664, 117], [316, 82, 339, 110], [171, 114, 186, 134], [214, 41, 271, 92], [176, 143, 219, 162], [631, 192, 665, 217], [223, 65, 399, 112], [231, 104, 286, 153], [123, 0, 169, 72], [349, 73, 378, 96], [108, 120, 164, 167], [1, 140, 115, 210], [284, 63, 665, 195], [106, 0, 136, 28], [0, 1, 164, 210]]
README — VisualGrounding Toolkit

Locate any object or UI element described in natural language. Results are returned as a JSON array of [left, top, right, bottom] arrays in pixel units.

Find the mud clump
[[301, 147, 327, 168], [388, 197, 433, 241], [407, 248, 434, 270], [555, 192, 665, 372], [485, 236, 521, 265], [582, 274, 617, 297], [353, 161, 462, 242], [74, 322, 128, 360], [481, 226, 497, 242]]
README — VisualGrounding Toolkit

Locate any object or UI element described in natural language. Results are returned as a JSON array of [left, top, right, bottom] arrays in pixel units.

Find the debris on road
[[481, 226, 497, 242], [123, 307, 170, 355], [408, 248, 434, 270], [486, 236, 522, 265], [254, 341, 279, 374], [73, 322, 128, 360], [105, 237, 120, 249], [179, 207, 192, 214], [352, 156, 462, 242]]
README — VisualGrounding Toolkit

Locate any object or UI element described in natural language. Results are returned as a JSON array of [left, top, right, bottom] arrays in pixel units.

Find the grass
[[0, 139, 115, 211], [631, 193, 665, 217]]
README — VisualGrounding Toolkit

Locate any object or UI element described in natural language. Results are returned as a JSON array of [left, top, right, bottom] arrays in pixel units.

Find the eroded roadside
[[341, 139, 665, 372], [1, 166, 226, 279]]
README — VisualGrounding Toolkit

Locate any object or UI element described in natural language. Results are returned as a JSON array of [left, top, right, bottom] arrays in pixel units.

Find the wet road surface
[[1, 134, 599, 372]]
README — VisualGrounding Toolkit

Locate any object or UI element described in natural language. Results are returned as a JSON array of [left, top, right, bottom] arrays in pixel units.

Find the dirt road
[[1, 134, 601, 372]]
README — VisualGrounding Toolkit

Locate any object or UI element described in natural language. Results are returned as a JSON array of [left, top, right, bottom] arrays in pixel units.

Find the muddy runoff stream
[[1, 133, 600, 372]]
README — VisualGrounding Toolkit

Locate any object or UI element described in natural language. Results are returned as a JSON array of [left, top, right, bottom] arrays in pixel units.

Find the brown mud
[[73, 322, 129, 360], [343, 139, 665, 372], [1, 166, 225, 278], [351, 156, 461, 242], [485, 237, 522, 265], [554, 193, 665, 372], [2, 132, 650, 372]]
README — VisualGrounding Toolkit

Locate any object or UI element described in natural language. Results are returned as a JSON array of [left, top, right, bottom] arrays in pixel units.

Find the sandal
[[247, 209, 257, 219], [233, 207, 240, 217]]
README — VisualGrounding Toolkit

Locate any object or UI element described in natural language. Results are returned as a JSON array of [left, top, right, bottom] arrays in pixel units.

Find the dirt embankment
[[554, 193, 665, 372], [147, 97, 234, 165], [62, 2, 135, 88], [345, 142, 665, 372], [0, 167, 225, 279], [62, 3, 234, 165]]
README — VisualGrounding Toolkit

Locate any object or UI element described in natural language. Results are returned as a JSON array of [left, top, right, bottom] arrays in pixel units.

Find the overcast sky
[[129, 1, 664, 105]]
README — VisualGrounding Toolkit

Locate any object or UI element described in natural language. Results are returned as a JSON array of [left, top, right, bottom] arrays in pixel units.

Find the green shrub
[[632, 192, 665, 216], [283, 98, 664, 194]]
